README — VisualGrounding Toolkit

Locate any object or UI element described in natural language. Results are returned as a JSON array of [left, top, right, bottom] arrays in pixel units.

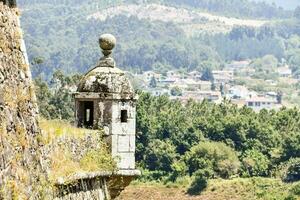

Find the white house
[[183, 90, 222, 103], [170, 79, 212, 91], [212, 70, 234, 85], [245, 96, 280, 112], [147, 88, 170, 96], [277, 66, 292, 78], [166, 70, 182, 80], [170, 90, 222, 104], [143, 71, 162, 82], [225, 60, 250, 70], [227, 85, 249, 99], [197, 81, 212, 91], [187, 71, 202, 80]]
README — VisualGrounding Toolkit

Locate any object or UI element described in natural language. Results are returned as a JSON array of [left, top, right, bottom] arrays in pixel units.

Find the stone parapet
[[55, 170, 141, 200]]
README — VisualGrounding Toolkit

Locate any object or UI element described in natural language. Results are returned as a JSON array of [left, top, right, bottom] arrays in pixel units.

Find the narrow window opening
[[82, 101, 94, 128], [121, 110, 128, 123], [86, 109, 91, 122]]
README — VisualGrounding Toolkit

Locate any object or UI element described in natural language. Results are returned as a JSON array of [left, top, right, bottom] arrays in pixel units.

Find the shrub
[[187, 168, 213, 195], [168, 161, 188, 182], [144, 139, 178, 172], [290, 182, 300, 196], [241, 149, 270, 177], [185, 141, 240, 178], [138, 169, 169, 182], [279, 158, 300, 182], [284, 195, 298, 200]]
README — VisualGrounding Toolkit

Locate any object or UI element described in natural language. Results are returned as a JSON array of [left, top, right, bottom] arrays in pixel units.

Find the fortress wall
[[0, 2, 44, 199]]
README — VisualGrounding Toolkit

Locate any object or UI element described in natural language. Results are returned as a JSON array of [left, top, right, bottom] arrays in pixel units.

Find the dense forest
[[17, 0, 300, 80], [136, 93, 300, 182]]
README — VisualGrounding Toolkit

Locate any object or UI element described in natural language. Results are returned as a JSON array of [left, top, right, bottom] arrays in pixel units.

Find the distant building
[[170, 79, 212, 91], [230, 99, 247, 108], [170, 79, 189, 90], [197, 81, 212, 91], [143, 71, 162, 82], [225, 60, 250, 71], [266, 91, 278, 98], [158, 78, 177, 88], [147, 88, 170, 96], [227, 85, 249, 99], [277, 65, 292, 78], [245, 96, 280, 112], [171, 90, 222, 104], [187, 71, 202, 80], [212, 70, 234, 85], [265, 80, 277, 86], [166, 70, 182, 80]]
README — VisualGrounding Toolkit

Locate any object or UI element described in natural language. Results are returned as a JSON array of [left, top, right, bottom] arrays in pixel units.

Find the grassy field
[[117, 178, 300, 200]]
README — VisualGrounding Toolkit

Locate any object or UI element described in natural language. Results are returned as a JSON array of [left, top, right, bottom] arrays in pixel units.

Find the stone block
[[118, 135, 130, 152], [129, 135, 135, 152], [116, 152, 135, 169]]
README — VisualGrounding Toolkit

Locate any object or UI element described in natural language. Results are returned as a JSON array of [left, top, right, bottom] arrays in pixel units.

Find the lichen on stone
[[0, 3, 46, 199]]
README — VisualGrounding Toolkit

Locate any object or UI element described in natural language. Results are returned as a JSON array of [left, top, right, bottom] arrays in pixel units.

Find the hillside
[[88, 4, 267, 36], [17, 0, 296, 80]]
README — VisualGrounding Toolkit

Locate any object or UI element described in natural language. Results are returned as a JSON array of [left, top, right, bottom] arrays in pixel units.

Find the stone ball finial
[[99, 34, 116, 56]]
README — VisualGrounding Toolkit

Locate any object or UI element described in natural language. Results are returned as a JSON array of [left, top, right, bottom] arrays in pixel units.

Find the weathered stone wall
[[55, 177, 110, 200], [42, 134, 111, 200], [0, 2, 45, 199]]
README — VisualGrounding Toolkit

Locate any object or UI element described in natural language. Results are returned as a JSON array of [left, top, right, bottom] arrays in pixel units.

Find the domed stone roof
[[77, 34, 134, 95]]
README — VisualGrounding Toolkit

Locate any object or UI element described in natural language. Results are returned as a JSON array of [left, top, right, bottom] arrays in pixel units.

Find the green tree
[[149, 76, 157, 88], [144, 139, 178, 172], [200, 68, 214, 82], [34, 77, 54, 119], [185, 141, 240, 178], [279, 158, 300, 182], [34, 70, 80, 120], [242, 149, 270, 177]]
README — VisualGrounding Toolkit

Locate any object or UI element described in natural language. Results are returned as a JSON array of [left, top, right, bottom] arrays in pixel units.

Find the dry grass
[[40, 119, 116, 183], [80, 149, 116, 172], [38, 118, 102, 146], [118, 178, 299, 200], [48, 149, 81, 183], [39, 118, 98, 139]]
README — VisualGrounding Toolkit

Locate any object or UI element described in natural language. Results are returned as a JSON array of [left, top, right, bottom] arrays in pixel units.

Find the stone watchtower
[[74, 34, 138, 170]]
